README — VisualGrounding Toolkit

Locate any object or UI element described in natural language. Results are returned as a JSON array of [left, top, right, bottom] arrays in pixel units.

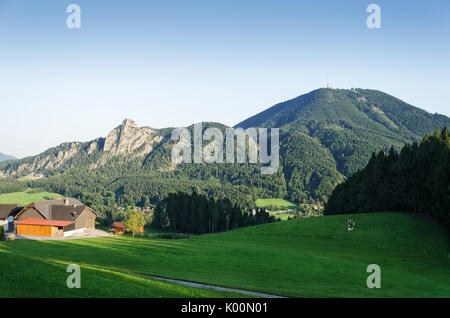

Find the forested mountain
[[0, 153, 16, 162], [237, 88, 450, 175], [0, 88, 448, 207], [324, 128, 450, 231], [236, 88, 450, 202]]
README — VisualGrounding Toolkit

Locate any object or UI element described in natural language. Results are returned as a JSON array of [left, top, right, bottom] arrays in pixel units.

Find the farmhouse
[[0, 204, 24, 232], [14, 198, 98, 238]]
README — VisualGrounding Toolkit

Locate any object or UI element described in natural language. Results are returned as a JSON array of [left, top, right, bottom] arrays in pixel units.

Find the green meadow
[[255, 198, 297, 209], [0, 191, 62, 206], [0, 212, 448, 297]]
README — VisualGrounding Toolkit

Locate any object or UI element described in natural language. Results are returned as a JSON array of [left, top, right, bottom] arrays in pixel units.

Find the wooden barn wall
[[74, 209, 96, 229], [64, 223, 76, 232]]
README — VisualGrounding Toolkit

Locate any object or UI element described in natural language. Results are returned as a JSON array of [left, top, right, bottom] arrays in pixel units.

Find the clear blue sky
[[1, 0, 449, 158]]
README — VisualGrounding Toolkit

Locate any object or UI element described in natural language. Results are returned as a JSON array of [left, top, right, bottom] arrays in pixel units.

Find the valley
[[0, 87, 448, 299]]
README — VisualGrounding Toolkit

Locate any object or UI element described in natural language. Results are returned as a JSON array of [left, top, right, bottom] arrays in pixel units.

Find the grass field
[[0, 212, 449, 297], [255, 198, 297, 209], [0, 191, 62, 206]]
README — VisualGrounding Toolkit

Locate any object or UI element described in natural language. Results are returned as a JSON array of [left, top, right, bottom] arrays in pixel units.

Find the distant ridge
[[0, 153, 16, 162]]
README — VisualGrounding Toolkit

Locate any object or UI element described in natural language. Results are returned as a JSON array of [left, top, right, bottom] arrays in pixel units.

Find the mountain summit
[[103, 118, 163, 156], [236, 88, 449, 139]]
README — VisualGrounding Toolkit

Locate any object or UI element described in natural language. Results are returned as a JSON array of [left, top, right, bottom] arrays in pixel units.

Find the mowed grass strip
[[255, 198, 297, 209], [1, 212, 449, 297], [0, 191, 62, 206]]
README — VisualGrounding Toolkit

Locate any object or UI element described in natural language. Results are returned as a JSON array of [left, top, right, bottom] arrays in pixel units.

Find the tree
[[139, 195, 150, 208], [123, 210, 146, 237], [151, 192, 277, 233]]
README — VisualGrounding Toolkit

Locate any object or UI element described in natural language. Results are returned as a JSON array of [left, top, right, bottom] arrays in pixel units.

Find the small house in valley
[[110, 221, 144, 235], [111, 221, 125, 234]]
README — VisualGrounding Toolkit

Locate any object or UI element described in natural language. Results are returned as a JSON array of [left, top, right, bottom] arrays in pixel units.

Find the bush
[[123, 209, 146, 237], [0, 225, 5, 241]]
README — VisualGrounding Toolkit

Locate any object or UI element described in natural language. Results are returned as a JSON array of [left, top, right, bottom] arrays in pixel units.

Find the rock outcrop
[[0, 119, 166, 177], [103, 119, 161, 157]]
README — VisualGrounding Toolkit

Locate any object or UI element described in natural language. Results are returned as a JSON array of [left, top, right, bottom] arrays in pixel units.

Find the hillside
[[0, 88, 449, 205], [1, 212, 448, 297], [236, 88, 450, 176], [325, 127, 450, 231]]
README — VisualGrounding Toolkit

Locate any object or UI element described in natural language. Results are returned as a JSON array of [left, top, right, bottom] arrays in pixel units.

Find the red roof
[[15, 218, 74, 227], [111, 221, 124, 228]]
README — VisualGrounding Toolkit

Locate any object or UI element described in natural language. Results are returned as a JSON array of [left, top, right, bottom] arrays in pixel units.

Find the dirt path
[[138, 273, 286, 298]]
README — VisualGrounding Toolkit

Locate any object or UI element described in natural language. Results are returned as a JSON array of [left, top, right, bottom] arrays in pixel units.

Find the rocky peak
[[103, 119, 162, 156], [0, 119, 166, 177], [121, 118, 138, 130]]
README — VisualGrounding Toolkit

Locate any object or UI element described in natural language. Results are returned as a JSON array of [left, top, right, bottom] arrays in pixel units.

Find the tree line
[[152, 192, 278, 234], [325, 128, 450, 231]]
